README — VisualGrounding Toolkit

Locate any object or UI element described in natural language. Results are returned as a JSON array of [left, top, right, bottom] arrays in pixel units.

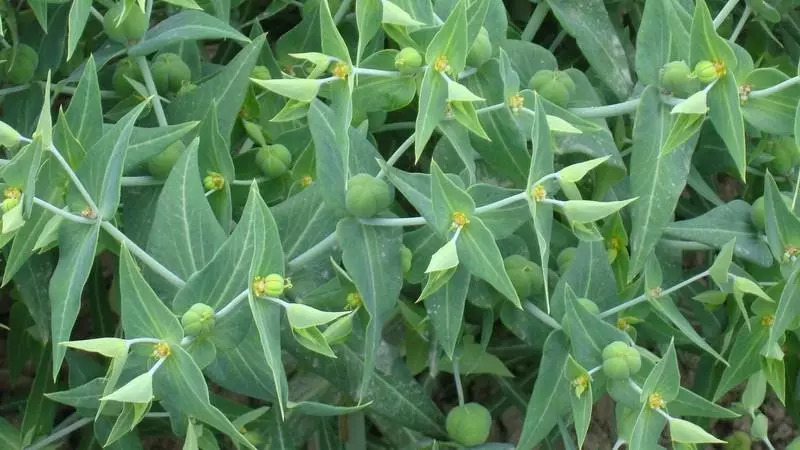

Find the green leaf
[[765, 269, 800, 359], [742, 68, 800, 135], [20, 351, 54, 446], [569, 370, 592, 449], [167, 35, 265, 140], [641, 339, 680, 403], [414, 66, 449, 161], [527, 94, 554, 312], [430, 161, 475, 235], [558, 156, 610, 184], [205, 329, 279, 401], [688, 0, 737, 69], [424, 266, 469, 358], [424, 239, 459, 273], [382, 0, 424, 26], [708, 75, 747, 181], [45, 377, 106, 409], [459, 216, 520, 308], [561, 198, 637, 224], [146, 139, 226, 288], [102, 372, 153, 403], [128, 11, 250, 56], [253, 78, 322, 102], [0, 417, 21, 450], [670, 88, 709, 114], [196, 105, 234, 228], [518, 331, 570, 449], [438, 341, 513, 377], [544, 0, 633, 99], [154, 345, 255, 449], [663, 200, 773, 267], [123, 121, 199, 171], [273, 185, 337, 261], [62, 338, 126, 358], [65, 56, 103, 150], [50, 221, 101, 377], [564, 286, 628, 368], [628, 404, 667, 450], [292, 326, 337, 358], [309, 101, 348, 215], [552, 240, 618, 319], [76, 100, 147, 219], [287, 400, 371, 416], [661, 114, 705, 156], [628, 86, 696, 280], [635, 0, 690, 85], [319, 0, 350, 64], [714, 322, 769, 400], [355, 0, 381, 63], [648, 294, 727, 365], [669, 387, 739, 419], [285, 304, 349, 329], [66, 0, 91, 60], [337, 217, 404, 398], [119, 244, 184, 342], [669, 418, 725, 444], [425, 0, 468, 74], [764, 172, 800, 262]]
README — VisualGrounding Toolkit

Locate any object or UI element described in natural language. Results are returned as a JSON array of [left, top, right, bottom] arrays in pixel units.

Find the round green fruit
[[554, 70, 575, 95], [724, 431, 752, 450], [251, 65, 271, 81], [255, 144, 293, 179], [694, 60, 718, 83], [767, 137, 799, 174], [345, 173, 392, 218], [147, 141, 185, 180], [112, 58, 143, 97], [556, 247, 577, 274], [503, 254, 543, 299], [601, 341, 641, 380], [394, 47, 423, 74], [446, 403, 491, 447], [602, 357, 631, 380], [660, 61, 693, 96], [0, 44, 39, 84], [466, 27, 492, 68], [751, 194, 793, 231], [529, 69, 555, 90], [104, 3, 148, 44], [577, 298, 600, 315], [151, 53, 191, 93], [400, 246, 412, 274], [528, 69, 571, 107], [181, 303, 215, 336]]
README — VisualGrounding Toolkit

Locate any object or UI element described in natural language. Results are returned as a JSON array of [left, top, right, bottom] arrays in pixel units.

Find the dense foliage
[[2, 0, 800, 448]]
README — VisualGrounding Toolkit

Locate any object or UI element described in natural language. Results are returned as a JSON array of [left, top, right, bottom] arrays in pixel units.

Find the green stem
[[46, 145, 100, 214], [0, 84, 31, 96], [453, 358, 465, 406], [376, 133, 415, 179], [523, 301, 561, 330], [599, 269, 710, 318], [520, 2, 549, 42], [749, 75, 800, 99], [557, 419, 577, 450], [32, 197, 95, 224], [120, 176, 166, 187], [134, 56, 169, 127], [569, 98, 641, 118], [100, 220, 186, 288], [27, 413, 170, 450], [333, 0, 352, 24], [215, 289, 249, 318], [374, 122, 415, 133], [729, 5, 751, 42], [287, 232, 337, 272], [713, 0, 740, 29], [359, 217, 427, 227]]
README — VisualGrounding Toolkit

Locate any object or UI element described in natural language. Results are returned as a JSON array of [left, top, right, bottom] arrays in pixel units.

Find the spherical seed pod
[[767, 137, 799, 174], [0, 44, 39, 84], [623, 346, 641, 375], [528, 69, 555, 91], [400, 246, 413, 274], [254, 144, 293, 179], [345, 173, 392, 218], [694, 60, 718, 83], [602, 340, 630, 360], [394, 47, 423, 74], [103, 2, 148, 44], [251, 65, 271, 81], [445, 403, 492, 447], [554, 70, 576, 95], [181, 303, 215, 336], [750, 193, 794, 231], [556, 247, 577, 274], [660, 61, 693, 96], [263, 273, 287, 297], [577, 298, 600, 315], [112, 57, 143, 97], [147, 140, 185, 180], [537, 79, 570, 107], [151, 53, 191, 93], [503, 255, 542, 299], [466, 27, 493, 68], [602, 356, 631, 380]]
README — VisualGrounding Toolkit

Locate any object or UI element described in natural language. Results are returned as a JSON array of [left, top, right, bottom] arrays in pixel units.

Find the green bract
[[395, 47, 423, 74], [446, 403, 492, 446], [151, 53, 192, 93], [103, 2, 148, 44], [345, 173, 392, 218], [147, 140, 185, 179], [254, 144, 292, 179], [181, 303, 215, 336], [0, 44, 39, 84]]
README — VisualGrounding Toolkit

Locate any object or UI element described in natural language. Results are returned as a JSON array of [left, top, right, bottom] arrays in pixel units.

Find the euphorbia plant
[[3, 0, 800, 448]]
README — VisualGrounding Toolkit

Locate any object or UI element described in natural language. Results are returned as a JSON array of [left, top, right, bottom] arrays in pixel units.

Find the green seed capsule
[[151, 53, 191, 93], [0, 44, 39, 84], [751, 193, 794, 231], [503, 254, 543, 299], [147, 141, 185, 180], [181, 303, 215, 336], [345, 173, 392, 218], [400, 246, 413, 274], [466, 27, 492, 68], [103, 2, 148, 44], [254, 144, 293, 179], [252, 273, 287, 297], [251, 65, 271, 81], [694, 60, 718, 83], [446, 403, 492, 447], [556, 247, 577, 274], [394, 47, 423, 74], [660, 61, 693, 96], [601, 341, 641, 380], [528, 69, 571, 107]]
